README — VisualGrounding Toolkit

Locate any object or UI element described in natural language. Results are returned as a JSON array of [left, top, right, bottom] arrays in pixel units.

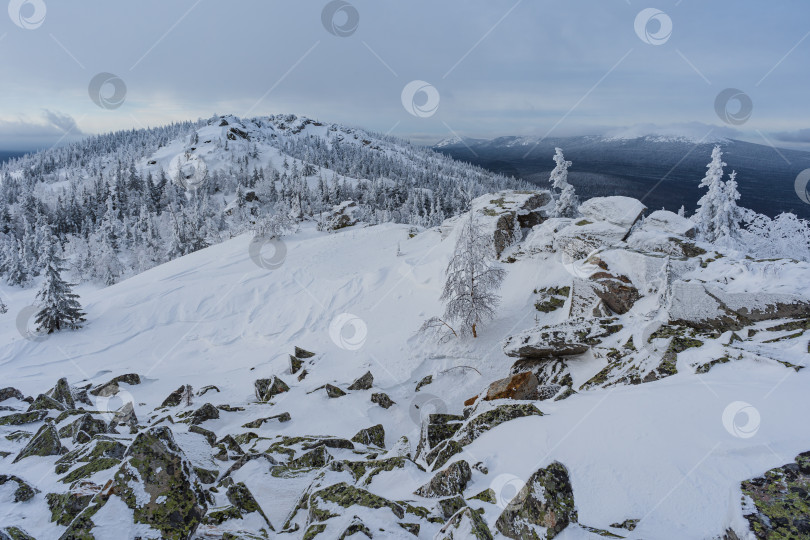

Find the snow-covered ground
[[1, 214, 808, 538]]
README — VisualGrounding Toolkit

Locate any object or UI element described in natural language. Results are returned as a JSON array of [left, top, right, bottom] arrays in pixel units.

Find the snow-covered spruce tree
[[714, 170, 743, 246], [35, 232, 86, 333], [440, 211, 505, 338], [549, 147, 578, 218], [693, 145, 727, 242]]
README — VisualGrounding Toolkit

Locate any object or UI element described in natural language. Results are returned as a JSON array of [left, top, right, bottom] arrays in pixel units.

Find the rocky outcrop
[[741, 451, 810, 539], [0, 387, 25, 402], [669, 281, 810, 332], [455, 404, 542, 446], [472, 190, 552, 258], [495, 462, 577, 539], [503, 318, 622, 359]]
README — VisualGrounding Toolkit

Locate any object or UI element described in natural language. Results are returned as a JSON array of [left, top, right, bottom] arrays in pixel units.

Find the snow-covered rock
[[470, 190, 552, 257], [579, 196, 647, 231], [640, 209, 696, 238]]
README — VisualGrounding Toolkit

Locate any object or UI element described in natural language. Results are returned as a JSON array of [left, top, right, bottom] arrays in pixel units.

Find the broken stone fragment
[[351, 424, 385, 448], [371, 393, 395, 409], [347, 371, 373, 390], [255, 376, 290, 401]]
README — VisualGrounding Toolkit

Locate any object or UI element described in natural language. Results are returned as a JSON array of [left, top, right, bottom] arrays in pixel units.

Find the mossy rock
[[456, 404, 542, 446], [55, 436, 126, 475], [399, 522, 420, 536], [5, 430, 32, 442], [695, 356, 731, 374], [58, 413, 108, 443], [194, 467, 218, 485], [13, 421, 65, 463], [371, 392, 395, 409], [204, 505, 243, 525], [28, 393, 65, 412], [290, 355, 304, 374], [0, 410, 47, 426], [273, 445, 332, 478], [415, 375, 433, 392], [0, 387, 25, 402], [469, 488, 497, 504], [438, 495, 467, 519], [65, 426, 206, 539], [0, 475, 38, 502], [295, 346, 316, 359], [189, 425, 217, 446], [89, 373, 141, 397], [47, 491, 93, 525], [417, 414, 465, 458], [189, 403, 220, 425], [61, 457, 122, 484], [308, 482, 405, 522], [302, 523, 327, 540], [426, 440, 463, 471], [741, 451, 810, 539], [160, 385, 188, 408], [495, 461, 577, 539], [347, 371, 373, 391], [0, 526, 37, 540], [351, 424, 385, 448], [332, 456, 409, 485], [415, 460, 472, 498], [437, 507, 494, 539], [254, 376, 290, 402], [226, 482, 274, 530], [323, 384, 346, 398], [49, 377, 76, 409]]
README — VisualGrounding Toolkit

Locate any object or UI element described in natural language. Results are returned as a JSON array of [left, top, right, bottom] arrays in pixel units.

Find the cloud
[[0, 112, 84, 151], [772, 129, 810, 143], [43, 110, 82, 135]]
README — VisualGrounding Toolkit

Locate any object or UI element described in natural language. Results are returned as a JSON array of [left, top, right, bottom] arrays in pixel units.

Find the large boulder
[[495, 462, 577, 539], [579, 196, 646, 232]]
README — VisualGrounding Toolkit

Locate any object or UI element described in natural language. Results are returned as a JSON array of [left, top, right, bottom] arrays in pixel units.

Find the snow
[[1, 204, 809, 538], [640, 209, 696, 237]]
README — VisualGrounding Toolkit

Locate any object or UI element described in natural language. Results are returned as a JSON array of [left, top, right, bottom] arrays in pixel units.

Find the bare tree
[[440, 211, 505, 337]]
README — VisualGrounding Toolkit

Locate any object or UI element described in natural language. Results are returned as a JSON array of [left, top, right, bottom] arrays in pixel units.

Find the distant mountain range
[[434, 135, 810, 219]]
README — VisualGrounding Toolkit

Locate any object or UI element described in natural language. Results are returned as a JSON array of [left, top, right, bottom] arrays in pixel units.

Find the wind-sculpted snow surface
[[0, 195, 809, 538]]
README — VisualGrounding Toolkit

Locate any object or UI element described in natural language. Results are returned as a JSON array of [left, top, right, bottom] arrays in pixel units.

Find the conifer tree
[[35, 231, 86, 333]]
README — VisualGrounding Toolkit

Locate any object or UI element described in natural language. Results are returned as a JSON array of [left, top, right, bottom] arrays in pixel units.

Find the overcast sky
[[0, 0, 808, 150]]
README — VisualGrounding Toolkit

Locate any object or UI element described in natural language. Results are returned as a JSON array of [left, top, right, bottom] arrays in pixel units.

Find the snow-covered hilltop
[[0, 113, 525, 289], [1, 123, 809, 539]]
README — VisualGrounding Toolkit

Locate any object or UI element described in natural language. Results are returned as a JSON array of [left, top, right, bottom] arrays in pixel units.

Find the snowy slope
[[1, 209, 809, 538]]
